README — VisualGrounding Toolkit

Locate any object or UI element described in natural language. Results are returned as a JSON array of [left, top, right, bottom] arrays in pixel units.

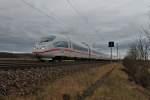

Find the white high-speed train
[[32, 34, 109, 61]]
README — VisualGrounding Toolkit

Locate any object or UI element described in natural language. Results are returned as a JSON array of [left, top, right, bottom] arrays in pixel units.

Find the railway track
[[0, 59, 108, 70]]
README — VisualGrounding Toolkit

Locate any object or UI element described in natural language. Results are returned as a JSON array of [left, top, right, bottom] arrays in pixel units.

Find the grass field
[[32, 63, 114, 100], [86, 64, 149, 100]]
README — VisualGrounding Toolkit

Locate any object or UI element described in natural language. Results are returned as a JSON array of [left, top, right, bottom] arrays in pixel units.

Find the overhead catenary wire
[[21, 0, 100, 37], [21, 0, 67, 31], [66, 0, 99, 34]]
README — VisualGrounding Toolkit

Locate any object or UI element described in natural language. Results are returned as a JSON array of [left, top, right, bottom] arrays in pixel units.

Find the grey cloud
[[0, 0, 149, 56]]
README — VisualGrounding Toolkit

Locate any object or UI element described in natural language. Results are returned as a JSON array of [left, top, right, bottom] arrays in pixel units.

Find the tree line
[[123, 28, 150, 90]]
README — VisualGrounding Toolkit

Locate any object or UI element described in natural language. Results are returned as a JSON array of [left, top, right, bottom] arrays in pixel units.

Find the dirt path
[[76, 66, 115, 100]]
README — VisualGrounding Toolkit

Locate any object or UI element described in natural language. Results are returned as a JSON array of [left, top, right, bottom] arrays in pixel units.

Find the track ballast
[[0, 59, 108, 70]]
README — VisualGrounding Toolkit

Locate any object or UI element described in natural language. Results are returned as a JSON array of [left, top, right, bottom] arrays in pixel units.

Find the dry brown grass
[[123, 59, 150, 89], [35, 63, 114, 100], [86, 64, 149, 100]]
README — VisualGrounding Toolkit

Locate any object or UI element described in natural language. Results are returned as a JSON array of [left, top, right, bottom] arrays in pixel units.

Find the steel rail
[[0, 60, 107, 70]]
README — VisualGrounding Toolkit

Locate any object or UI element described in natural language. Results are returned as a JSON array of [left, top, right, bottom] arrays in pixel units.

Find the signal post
[[108, 41, 114, 63]]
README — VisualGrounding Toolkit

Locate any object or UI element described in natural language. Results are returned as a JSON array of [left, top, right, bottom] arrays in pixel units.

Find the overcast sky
[[0, 0, 150, 57]]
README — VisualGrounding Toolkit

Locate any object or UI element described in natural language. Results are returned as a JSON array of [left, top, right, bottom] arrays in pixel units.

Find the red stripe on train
[[33, 48, 61, 54], [33, 48, 97, 56]]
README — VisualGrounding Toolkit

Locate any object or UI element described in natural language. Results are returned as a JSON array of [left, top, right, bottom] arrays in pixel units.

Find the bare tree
[[126, 37, 149, 60], [126, 42, 138, 60]]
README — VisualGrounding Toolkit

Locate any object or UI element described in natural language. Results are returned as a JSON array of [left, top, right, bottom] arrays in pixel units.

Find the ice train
[[32, 34, 109, 61]]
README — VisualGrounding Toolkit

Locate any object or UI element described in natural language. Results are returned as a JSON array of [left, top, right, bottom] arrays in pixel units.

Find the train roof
[[40, 34, 66, 39]]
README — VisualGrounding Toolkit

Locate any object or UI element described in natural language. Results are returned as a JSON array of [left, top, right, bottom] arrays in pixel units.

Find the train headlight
[[41, 47, 45, 50]]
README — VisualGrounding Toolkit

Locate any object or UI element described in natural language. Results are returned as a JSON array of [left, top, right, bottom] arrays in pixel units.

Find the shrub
[[123, 58, 150, 89]]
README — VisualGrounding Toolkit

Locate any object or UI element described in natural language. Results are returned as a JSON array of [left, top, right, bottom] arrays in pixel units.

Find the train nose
[[32, 47, 46, 55]]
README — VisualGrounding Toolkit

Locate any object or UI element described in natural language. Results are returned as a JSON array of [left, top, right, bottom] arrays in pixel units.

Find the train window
[[53, 41, 69, 48], [73, 43, 88, 52], [40, 36, 56, 43]]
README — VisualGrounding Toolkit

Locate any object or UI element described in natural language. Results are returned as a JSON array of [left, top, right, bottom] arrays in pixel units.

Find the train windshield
[[53, 41, 68, 48], [39, 36, 56, 43]]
